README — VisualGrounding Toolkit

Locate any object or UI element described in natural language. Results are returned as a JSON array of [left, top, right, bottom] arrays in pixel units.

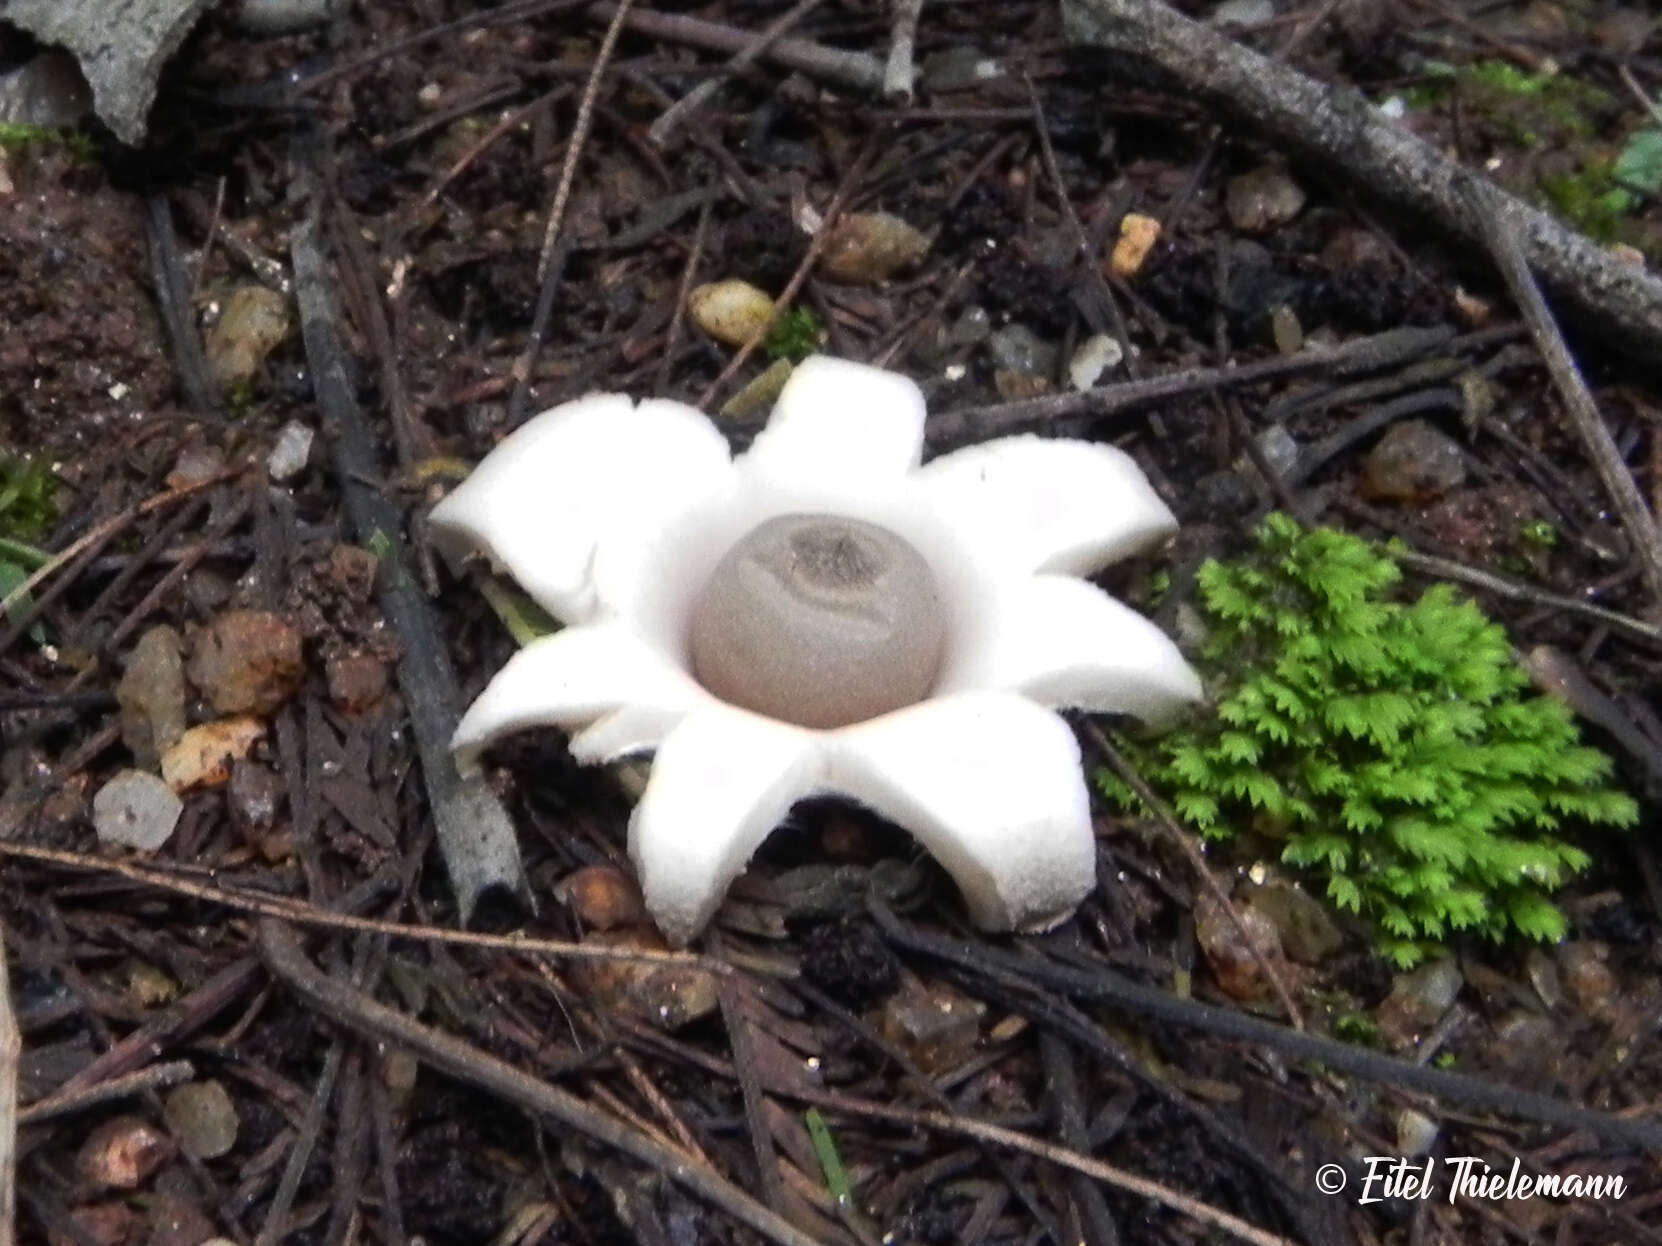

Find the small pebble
[[163, 1080, 238, 1159], [92, 770, 183, 852], [688, 279, 774, 347], [205, 285, 290, 391], [819, 212, 929, 284], [160, 717, 265, 793], [1068, 334, 1123, 390], [985, 323, 1056, 376], [116, 625, 187, 770], [1195, 890, 1287, 1001], [555, 865, 647, 931], [1376, 959, 1463, 1049], [1556, 941, 1619, 1023], [46, 1204, 134, 1246], [326, 650, 388, 716], [1361, 419, 1466, 501], [76, 1116, 176, 1189], [267, 420, 314, 481], [187, 609, 304, 716], [1225, 165, 1307, 233], [166, 441, 227, 491], [1109, 213, 1161, 278], [228, 759, 281, 831], [574, 928, 718, 1029], [1242, 880, 1343, 964], [1397, 1108, 1440, 1157], [0, 51, 92, 129], [1270, 304, 1303, 354]]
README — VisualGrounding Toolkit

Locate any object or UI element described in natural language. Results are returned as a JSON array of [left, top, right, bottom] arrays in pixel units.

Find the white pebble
[[93, 770, 183, 851], [267, 420, 314, 481], [1068, 334, 1124, 391]]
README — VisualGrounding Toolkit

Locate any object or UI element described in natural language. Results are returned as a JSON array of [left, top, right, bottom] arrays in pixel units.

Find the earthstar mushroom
[[431, 356, 1202, 944]]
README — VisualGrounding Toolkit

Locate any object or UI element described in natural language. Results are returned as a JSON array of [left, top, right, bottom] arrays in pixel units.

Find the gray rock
[[116, 626, 187, 771], [93, 770, 183, 851], [0, 52, 93, 129], [986, 323, 1057, 376], [4, 0, 217, 145]]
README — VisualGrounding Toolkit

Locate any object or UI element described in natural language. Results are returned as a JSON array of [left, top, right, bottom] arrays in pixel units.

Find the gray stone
[[93, 770, 182, 851]]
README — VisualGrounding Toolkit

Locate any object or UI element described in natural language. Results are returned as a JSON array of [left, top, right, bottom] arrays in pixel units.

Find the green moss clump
[[763, 307, 825, 362], [1098, 514, 1637, 968]]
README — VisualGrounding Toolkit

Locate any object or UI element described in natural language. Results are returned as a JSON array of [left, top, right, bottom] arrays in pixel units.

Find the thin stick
[[589, 2, 884, 94], [787, 1086, 1299, 1246], [0, 842, 716, 973], [506, 0, 635, 426], [648, 0, 831, 145], [1390, 547, 1662, 650], [884, 0, 924, 101], [257, 921, 822, 1246], [1463, 177, 1662, 606], [0, 930, 16, 1246], [695, 139, 877, 410], [536, 0, 632, 284], [19, 1060, 195, 1126], [0, 472, 234, 629]]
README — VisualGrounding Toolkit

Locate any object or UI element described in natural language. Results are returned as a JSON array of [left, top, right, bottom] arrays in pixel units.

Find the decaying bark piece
[[1060, 0, 1662, 360], [2, 0, 216, 144]]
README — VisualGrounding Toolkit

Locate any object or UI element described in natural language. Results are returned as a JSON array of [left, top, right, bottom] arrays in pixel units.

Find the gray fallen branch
[[1059, 0, 1662, 361], [291, 212, 529, 923]]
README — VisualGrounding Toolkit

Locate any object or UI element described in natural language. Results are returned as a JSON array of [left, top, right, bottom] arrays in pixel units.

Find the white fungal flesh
[[428, 394, 732, 625], [431, 355, 1203, 944]]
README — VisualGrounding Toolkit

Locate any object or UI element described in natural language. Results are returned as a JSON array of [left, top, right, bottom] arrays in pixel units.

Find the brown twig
[[0, 472, 236, 651], [656, 197, 712, 394], [505, 0, 634, 427], [648, 0, 831, 145], [929, 324, 1457, 444], [1462, 177, 1662, 607], [256, 920, 822, 1246], [696, 139, 878, 410], [786, 1085, 1300, 1246], [0, 842, 717, 972], [589, 2, 884, 95]]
